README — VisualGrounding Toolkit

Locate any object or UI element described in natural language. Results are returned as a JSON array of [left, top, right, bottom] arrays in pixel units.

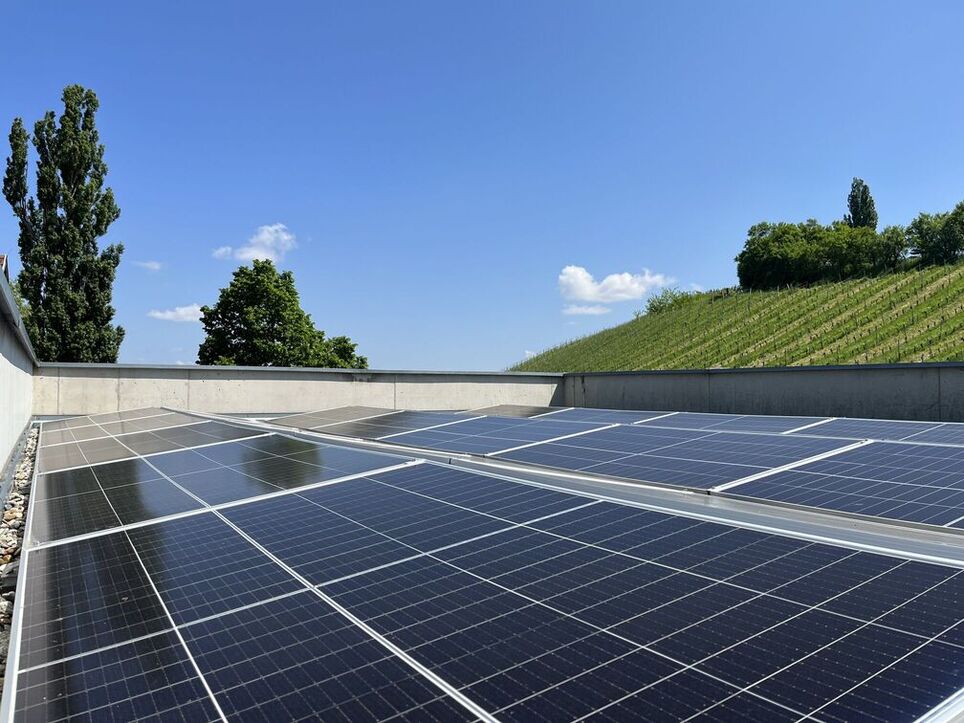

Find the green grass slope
[[513, 263, 964, 372]]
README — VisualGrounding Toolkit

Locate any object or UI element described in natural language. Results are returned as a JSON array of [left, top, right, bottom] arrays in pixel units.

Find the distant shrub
[[645, 287, 695, 315]]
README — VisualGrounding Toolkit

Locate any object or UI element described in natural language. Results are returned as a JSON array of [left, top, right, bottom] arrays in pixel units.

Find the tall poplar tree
[[844, 177, 878, 230], [3, 85, 124, 362]]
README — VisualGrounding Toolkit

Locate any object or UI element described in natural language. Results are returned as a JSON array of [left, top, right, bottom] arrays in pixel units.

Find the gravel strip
[[0, 427, 38, 689]]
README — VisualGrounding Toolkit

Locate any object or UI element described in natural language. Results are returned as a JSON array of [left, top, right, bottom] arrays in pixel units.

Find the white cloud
[[559, 265, 673, 303], [563, 304, 612, 316], [524, 350, 537, 358], [213, 223, 296, 263], [689, 282, 705, 292], [133, 260, 162, 271], [148, 303, 203, 323]]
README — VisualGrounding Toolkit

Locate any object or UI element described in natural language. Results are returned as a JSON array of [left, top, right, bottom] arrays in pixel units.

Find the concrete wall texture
[[565, 363, 964, 422], [31, 360, 964, 422], [33, 364, 567, 416], [0, 276, 35, 470]]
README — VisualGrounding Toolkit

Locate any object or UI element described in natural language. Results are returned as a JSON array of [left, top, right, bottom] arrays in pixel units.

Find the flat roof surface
[[4, 405, 964, 722]]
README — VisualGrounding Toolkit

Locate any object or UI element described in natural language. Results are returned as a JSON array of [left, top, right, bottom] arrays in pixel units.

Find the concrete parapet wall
[[28, 357, 964, 423], [0, 274, 35, 469], [33, 364, 566, 415], [564, 362, 964, 422]]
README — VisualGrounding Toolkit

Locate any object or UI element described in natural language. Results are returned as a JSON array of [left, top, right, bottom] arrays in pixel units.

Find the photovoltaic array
[[4, 404, 964, 722]]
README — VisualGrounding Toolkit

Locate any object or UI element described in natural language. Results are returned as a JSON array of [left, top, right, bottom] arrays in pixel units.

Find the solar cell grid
[[497, 425, 853, 490], [127, 513, 304, 625], [302, 477, 513, 551], [314, 411, 475, 440], [102, 477, 203, 523], [790, 417, 943, 442], [634, 411, 828, 433], [469, 404, 562, 418], [179, 591, 475, 722], [16, 412, 964, 722], [384, 416, 608, 455], [18, 533, 170, 669], [271, 405, 397, 430], [541, 407, 670, 424], [223, 494, 418, 584], [31, 468, 101, 501], [14, 631, 221, 723], [29, 489, 120, 544], [728, 441, 964, 528], [370, 463, 594, 523], [317, 487, 964, 722]]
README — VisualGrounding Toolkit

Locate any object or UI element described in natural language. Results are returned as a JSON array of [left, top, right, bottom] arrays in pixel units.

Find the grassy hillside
[[513, 263, 964, 372]]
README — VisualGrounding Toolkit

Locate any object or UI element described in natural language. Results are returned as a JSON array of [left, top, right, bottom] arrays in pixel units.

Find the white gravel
[[0, 427, 38, 686]]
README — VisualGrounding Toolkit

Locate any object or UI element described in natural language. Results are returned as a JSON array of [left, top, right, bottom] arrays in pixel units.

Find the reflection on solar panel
[[469, 404, 563, 418], [539, 407, 672, 424], [385, 415, 608, 454], [790, 417, 964, 445], [725, 441, 964, 528], [9, 408, 964, 721], [496, 425, 854, 489], [271, 405, 396, 430], [29, 432, 412, 544], [37, 420, 267, 473], [635, 411, 831, 433], [313, 410, 477, 439]]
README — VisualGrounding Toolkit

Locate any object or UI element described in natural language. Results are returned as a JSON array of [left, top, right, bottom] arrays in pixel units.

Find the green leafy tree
[[2, 85, 124, 361], [907, 210, 957, 265], [198, 259, 367, 368], [844, 177, 878, 230]]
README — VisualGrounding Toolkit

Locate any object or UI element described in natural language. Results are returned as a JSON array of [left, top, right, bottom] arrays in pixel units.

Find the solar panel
[[180, 591, 474, 721], [18, 533, 170, 669], [901, 423, 964, 446], [789, 417, 944, 441], [384, 415, 608, 454], [496, 424, 853, 489], [37, 420, 269, 473], [312, 410, 476, 439], [13, 412, 964, 722], [635, 411, 830, 433], [271, 405, 397, 430], [724, 441, 964, 528], [468, 404, 563, 418], [15, 632, 222, 723], [539, 407, 672, 424], [127, 513, 304, 625]]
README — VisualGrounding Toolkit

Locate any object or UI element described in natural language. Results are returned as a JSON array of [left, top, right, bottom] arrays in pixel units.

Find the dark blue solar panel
[[312, 410, 475, 439], [322, 555, 694, 719], [301, 476, 513, 550], [899, 423, 964, 446], [222, 493, 416, 584], [540, 407, 669, 424], [728, 441, 964, 527], [790, 417, 943, 441], [127, 513, 302, 624], [498, 426, 851, 489], [19, 534, 169, 669], [102, 478, 203, 524], [29, 488, 121, 543], [383, 415, 607, 454], [635, 412, 827, 433], [368, 463, 594, 522], [181, 591, 473, 722], [15, 631, 220, 723]]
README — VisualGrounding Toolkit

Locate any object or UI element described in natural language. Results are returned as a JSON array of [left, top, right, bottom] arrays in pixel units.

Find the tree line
[[736, 178, 964, 289], [3, 85, 366, 368]]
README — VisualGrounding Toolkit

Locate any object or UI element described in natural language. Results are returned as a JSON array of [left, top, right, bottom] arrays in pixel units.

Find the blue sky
[[2, 1, 963, 370]]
